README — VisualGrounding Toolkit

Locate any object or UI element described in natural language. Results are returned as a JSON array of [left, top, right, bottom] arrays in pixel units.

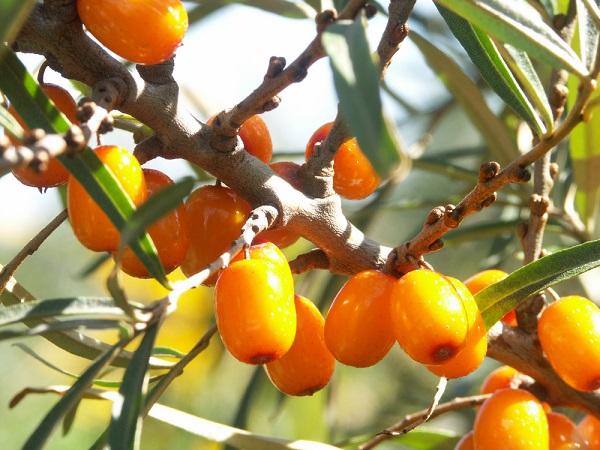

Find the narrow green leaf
[[476, 239, 600, 328], [383, 429, 459, 450], [0, 275, 173, 369], [22, 338, 130, 450], [577, 0, 600, 70], [0, 103, 24, 139], [436, 5, 547, 134], [187, 0, 316, 19], [322, 18, 401, 177], [0, 0, 36, 47], [0, 319, 121, 341], [0, 48, 167, 284], [434, 0, 588, 77], [411, 32, 518, 163], [151, 346, 185, 359], [109, 320, 161, 450]]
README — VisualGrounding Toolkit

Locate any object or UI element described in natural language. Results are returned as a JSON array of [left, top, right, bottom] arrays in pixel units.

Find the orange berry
[[474, 389, 549, 450], [578, 415, 600, 450], [391, 270, 480, 365], [265, 295, 335, 396], [547, 412, 585, 450], [238, 115, 273, 163], [257, 162, 302, 248], [181, 185, 251, 284], [231, 241, 291, 281], [67, 145, 146, 252], [538, 296, 600, 391], [324, 270, 395, 367], [480, 365, 521, 394], [215, 259, 296, 364], [464, 269, 516, 326], [11, 84, 78, 188], [455, 432, 474, 450], [305, 122, 380, 199], [118, 169, 189, 278], [77, 0, 188, 65]]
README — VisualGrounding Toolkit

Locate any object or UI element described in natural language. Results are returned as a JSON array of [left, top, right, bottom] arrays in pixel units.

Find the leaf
[[578, 0, 600, 70], [108, 320, 161, 450], [147, 403, 342, 450], [411, 31, 518, 163], [433, 0, 588, 77], [151, 346, 185, 359], [476, 239, 600, 328], [0, 272, 173, 369], [0, 0, 36, 47], [0, 319, 122, 341], [436, 5, 547, 134], [0, 103, 24, 139], [0, 297, 129, 329], [22, 338, 130, 450], [187, 0, 316, 19], [392, 429, 460, 450], [0, 48, 167, 285], [322, 17, 401, 177]]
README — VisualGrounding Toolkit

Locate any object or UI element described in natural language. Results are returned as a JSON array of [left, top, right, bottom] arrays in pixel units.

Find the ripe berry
[[265, 295, 335, 396], [547, 412, 585, 450], [538, 295, 600, 391], [578, 415, 600, 450], [324, 270, 395, 367], [10, 84, 78, 188], [77, 0, 188, 65], [480, 366, 521, 394], [119, 169, 189, 278], [391, 270, 480, 365], [257, 162, 302, 248], [455, 432, 474, 450], [231, 241, 292, 285], [238, 115, 273, 163], [464, 269, 516, 326], [215, 258, 296, 364], [67, 145, 146, 252], [474, 389, 548, 450], [305, 122, 380, 199], [181, 185, 251, 284]]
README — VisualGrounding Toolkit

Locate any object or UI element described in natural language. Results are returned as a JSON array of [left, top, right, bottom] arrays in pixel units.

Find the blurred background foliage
[[1, 1, 599, 449]]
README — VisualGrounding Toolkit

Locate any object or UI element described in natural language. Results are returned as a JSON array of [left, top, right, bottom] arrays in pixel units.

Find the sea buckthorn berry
[[578, 415, 600, 450], [538, 295, 600, 391], [391, 270, 479, 365], [455, 432, 474, 450], [474, 389, 549, 450], [231, 241, 292, 284], [480, 365, 521, 394], [324, 270, 395, 368], [265, 295, 335, 396], [11, 84, 78, 188], [305, 122, 380, 199], [547, 412, 585, 450], [257, 162, 302, 248], [119, 169, 189, 278], [464, 269, 516, 326], [67, 145, 146, 252], [238, 115, 273, 163], [181, 185, 251, 285], [77, 0, 188, 65], [215, 259, 296, 364]]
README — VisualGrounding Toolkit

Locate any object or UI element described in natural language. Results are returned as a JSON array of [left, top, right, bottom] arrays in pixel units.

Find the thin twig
[[0, 209, 67, 295]]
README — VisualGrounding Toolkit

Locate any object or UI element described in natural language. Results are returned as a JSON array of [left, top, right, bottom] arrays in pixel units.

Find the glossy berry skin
[[391, 270, 479, 365], [578, 415, 600, 450], [181, 185, 250, 284], [215, 259, 296, 364], [265, 295, 335, 396], [231, 241, 292, 283], [455, 432, 474, 450], [538, 296, 600, 391], [68, 146, 146, 252], [547, 412, 585, 450], [464, 269, 516, 326], [239, 115, 273, 163], [77, 0, 188, 65], [305, 122, 380, 199], [324, 270, 396, 368], [119, 170, 189, 278], [11, 84, 78, 188], [474, 389, 549, 450], [480, 366, 521, 394], [257, 162, 302, 248]]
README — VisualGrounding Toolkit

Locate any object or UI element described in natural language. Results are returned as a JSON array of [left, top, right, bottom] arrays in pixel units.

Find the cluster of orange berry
[[454, 365, 600, 449]]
